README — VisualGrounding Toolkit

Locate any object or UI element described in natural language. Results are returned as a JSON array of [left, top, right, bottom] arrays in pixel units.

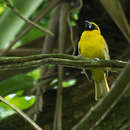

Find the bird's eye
[[88, 24, 92, 29], [92, 24, 98, 30], [84, 21, 98, 31]]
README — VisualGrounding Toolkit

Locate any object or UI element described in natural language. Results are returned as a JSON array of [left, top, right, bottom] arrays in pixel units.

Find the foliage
[[0, 0, 130, 129], [0, 93, 35, 119]]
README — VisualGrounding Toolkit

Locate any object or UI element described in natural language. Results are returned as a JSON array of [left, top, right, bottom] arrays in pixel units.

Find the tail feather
[[92, 70, 110, 100]]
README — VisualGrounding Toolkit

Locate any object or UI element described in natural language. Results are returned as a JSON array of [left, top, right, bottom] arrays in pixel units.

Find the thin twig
[[0, 48, 41, 56], [33, 86, 43, 121], [53, 3, 70, 130], [67, 0, 83, 55], [0, 96, 42, 130], [4, 0, 54, 36], [119, 122, 130, 130], [53, 66, 63, 130], [12, 0, 61, 43], [57, 66, 63, 130]]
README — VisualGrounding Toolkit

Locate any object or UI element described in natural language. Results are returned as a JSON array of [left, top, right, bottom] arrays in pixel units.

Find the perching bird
[[78, 21, 110, 100]]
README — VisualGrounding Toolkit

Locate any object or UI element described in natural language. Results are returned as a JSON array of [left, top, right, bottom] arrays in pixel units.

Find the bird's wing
[[104, 40, 110, 76], [104, 40, 110, 60]]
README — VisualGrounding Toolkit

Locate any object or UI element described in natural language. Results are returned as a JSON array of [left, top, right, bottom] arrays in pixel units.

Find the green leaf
[[5, 95, 35, 110], [0, 94, 35, 119], [0, 0, 43, 48], [27, 68, 40, 81], [21, 28, 44, 44], [53, 79, 76, 89], [63, 79, 76, 88], [0, 75, 34, 96], [20, 14, 50, 44], [0, 2, 6, 15]]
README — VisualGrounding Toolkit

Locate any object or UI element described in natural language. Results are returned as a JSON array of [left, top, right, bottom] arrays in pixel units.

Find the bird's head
[[84, 21, 101, 33]]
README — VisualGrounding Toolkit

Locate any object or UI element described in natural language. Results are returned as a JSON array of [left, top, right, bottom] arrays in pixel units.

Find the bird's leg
[[81, 69, 90, 81], [81, 69, 93, 87]]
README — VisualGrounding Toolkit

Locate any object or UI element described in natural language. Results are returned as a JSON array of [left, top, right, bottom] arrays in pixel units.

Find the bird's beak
[[85, 20, 91, 25], [84, 20, 92, 29]]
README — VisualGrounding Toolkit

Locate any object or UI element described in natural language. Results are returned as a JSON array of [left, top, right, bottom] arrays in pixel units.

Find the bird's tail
[[92, 70, 110, 100]]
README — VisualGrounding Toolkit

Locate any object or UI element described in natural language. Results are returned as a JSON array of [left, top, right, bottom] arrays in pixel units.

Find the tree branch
[[72, 60, 130, 130], [4, 0, 54, 36], [10, 0, 61, 44], [53, 3, 70, 130], [67, 0, 83, 55], [0, 54, 127, 71]]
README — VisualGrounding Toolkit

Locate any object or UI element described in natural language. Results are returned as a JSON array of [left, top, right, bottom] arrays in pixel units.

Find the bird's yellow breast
[[78, 30, 105, 59]]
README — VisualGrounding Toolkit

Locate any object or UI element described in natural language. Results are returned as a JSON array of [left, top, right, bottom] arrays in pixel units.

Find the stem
[[4, 0, 54, 36], [0, 96, 42, 130]]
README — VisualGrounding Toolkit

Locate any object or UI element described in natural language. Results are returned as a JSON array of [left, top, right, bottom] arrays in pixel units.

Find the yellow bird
[[78, 21, 110, 100]]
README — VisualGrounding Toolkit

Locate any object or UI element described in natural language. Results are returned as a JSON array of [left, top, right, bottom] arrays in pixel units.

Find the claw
[[94, 58, 100, 61]]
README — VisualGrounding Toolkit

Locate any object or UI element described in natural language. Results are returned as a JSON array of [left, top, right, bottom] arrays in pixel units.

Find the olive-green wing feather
[[104, 40, 110, 60]]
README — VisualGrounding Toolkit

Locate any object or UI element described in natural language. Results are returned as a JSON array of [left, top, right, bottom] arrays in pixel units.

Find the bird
[[78, 21, 110, 100]]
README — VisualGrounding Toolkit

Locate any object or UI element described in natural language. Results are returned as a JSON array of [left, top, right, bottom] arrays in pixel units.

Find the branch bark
[[0, 54, 127, 71]]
